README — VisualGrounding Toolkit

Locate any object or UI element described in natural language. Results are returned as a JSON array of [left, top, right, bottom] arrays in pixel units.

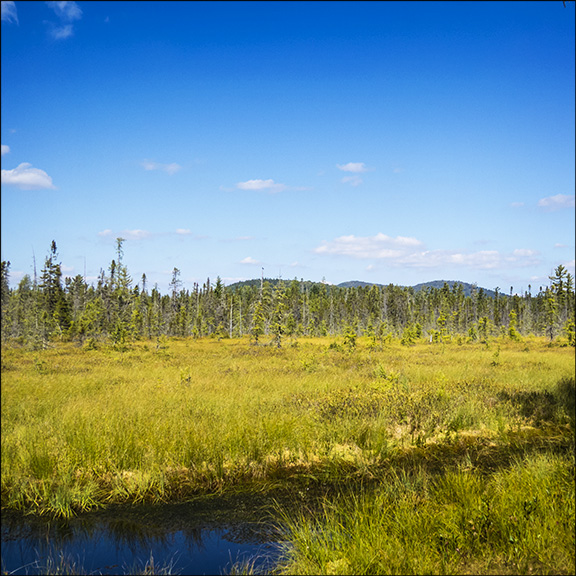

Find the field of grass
[[1, 335, 574, 574]]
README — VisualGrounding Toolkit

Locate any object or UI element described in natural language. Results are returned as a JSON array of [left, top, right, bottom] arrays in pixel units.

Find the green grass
[[276, 451, 575, 575], [1, 335, 574, 574]]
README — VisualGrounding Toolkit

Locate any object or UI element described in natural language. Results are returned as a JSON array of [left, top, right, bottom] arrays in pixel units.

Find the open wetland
[[1, 337, 574, 574]]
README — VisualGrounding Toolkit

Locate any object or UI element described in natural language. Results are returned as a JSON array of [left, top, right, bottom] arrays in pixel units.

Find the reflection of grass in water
[[123, 552, 179, 575], [0, 551, 179, 575], [227, 542, 284, 576]]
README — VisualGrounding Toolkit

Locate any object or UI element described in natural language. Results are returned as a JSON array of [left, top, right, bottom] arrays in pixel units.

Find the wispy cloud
[[400, 249, 541, 270], [537, 194, 575, 211], [314, 233, 541, 271], [222, 235, 256, 243], [240, 256, 260, 265], [1, 144, 10, 156], [49, 24, 74, 39], [236, 179, 287, 193], [1, 162, 56, 190], [141, 160, 182, 175], [1, 1, 18, 24], [45, 1, 82, 40], [336, 162, 369, 173], [98, 229, 151, 241], [232, 178, 311, 193], [46, 1, 82, 21], [337, 163, 371, 186], [123, 229, 151, 240], [341, 175, 363, 187], [315, 233, 422, 259], [175, 228, 192, 235]]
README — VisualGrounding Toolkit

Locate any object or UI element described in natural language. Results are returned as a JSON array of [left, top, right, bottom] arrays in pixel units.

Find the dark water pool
[[1, 493, 287, 575]]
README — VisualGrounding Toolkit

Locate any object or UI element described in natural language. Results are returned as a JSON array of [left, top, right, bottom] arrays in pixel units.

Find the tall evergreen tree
[[1, 261, 11, 341], [39, 241, 70, 340]]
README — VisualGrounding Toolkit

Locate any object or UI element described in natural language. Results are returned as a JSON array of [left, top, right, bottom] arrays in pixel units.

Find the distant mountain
[[412, 280, 498, 298], [228, 278, 498, 298], [337, 280, 375, 288], [226, 278, 327, 291], [337, 279, 498, 298]]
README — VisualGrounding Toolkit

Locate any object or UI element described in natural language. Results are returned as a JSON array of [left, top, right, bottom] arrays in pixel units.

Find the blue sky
[[2, 1, 574, 294]]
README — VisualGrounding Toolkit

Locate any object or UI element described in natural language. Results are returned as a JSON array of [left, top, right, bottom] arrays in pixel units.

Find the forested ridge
[[1, 239, 574, 348]]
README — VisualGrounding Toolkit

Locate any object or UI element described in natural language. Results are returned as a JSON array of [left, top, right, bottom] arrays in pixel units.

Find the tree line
[[1, 239, 574, 349]]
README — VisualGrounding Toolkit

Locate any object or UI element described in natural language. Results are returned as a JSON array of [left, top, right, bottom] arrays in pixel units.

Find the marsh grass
[[275, 451, 575, 575], [1, 336, 574, 573], [1, 337, 573, 518]]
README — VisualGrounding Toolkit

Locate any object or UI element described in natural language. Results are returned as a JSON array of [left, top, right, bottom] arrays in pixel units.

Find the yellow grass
[[1, 336, 574, 518]]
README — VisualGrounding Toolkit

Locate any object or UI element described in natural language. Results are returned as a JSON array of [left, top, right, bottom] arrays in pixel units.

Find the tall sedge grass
[[1, 336, 574, 523], [276, 451, 575, 575]]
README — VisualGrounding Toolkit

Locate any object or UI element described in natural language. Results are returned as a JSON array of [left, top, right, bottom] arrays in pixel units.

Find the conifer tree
[[39, 241, 70, 340], [251, 300, 266, 345], [271, 283, 288, 347], [1, 261, 11, 340]]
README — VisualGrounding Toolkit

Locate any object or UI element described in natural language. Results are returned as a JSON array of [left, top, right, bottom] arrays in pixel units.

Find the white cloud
[[123, 229, 151, 240], [386, 248, 539, 270], [537, 194, 575, 211], [1, 162, 56, 190], [142, 160, 182, 175], [175, 228, 192, 235], [315, 233, 423, 259], [50, 24, 74, 39], [510, 202, 524, 208], [98, 229, 151, 241], [1, 144, 10, 156], [46, 1, 82, 21], [236, 179, 287, 193], [342, 175, 363, 187], [240, 256, 260, 265], [314, 233, 541, 271], [45, 1, 82, 40], [1, 1, 18, 24], [512, 248, 537, 257], [336, 162, 368, 173]]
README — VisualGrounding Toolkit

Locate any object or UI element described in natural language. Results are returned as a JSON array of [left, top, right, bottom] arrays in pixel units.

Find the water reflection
[[1, 493, 286, 575]]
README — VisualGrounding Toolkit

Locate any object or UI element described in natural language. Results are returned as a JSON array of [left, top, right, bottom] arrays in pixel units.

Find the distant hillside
[[337, 280, 376, 288], [226, 278, 328, 291], [411, 280, 498, 298], [228, 278, 499, 298], [337, 279, 498, 298]]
